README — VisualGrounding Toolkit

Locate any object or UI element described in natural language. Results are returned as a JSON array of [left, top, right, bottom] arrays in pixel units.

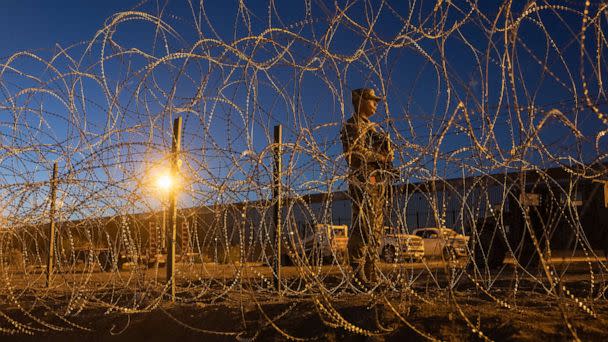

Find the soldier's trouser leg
[[348, 181, 385, 285], [348, 182, 370, 284], [348, 229, 367, 284], [364, 183, 385, 283]]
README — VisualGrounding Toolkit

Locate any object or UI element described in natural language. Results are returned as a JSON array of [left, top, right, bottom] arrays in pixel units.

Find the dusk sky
[[1, 1, 606, 216]]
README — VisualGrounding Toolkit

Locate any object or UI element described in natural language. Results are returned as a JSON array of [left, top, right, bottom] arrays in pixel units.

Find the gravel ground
[[1, 260, 607, 341]]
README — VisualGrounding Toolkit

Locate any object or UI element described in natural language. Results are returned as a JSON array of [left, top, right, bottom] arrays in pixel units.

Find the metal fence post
[[46, 162, 58, 288], [167, 116, 182, 302], [273, 124, 282, 293]]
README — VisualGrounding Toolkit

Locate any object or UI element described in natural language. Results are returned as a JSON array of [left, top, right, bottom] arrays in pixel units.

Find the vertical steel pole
[[162, 207, 166, 253], [167, 117, 182, 302], [273, 125, 282, 293], [46, 162, 58, 288]]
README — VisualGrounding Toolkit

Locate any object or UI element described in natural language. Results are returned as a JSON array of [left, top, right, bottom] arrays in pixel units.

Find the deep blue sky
[[1, 0, 131, 56], [1, 1, 606, 216]]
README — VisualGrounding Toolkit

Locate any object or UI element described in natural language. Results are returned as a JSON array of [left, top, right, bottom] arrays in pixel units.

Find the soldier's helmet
[[351, 88, 383, 105]]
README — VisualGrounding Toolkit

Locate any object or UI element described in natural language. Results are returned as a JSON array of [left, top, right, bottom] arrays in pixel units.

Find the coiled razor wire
[[0, 0, 607, 340]]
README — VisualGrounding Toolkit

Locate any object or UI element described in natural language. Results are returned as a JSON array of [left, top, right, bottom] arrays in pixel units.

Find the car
[[380, 226, 424, 263], [412, 227, 469, 261]]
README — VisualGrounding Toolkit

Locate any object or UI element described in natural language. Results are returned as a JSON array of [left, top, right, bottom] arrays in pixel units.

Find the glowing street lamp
[[156, 173, 174, 192]]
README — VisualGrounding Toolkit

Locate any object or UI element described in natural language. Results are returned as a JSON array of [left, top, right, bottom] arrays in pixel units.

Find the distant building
[[8, 164, 606, 264]]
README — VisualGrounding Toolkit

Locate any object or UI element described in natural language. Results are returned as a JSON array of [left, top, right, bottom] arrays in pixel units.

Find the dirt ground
[[1, 261, 608, 341]]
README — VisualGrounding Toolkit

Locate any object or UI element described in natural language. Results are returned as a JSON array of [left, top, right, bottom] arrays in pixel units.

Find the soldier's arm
[[345, 124, 391, 164], [372, 130, 395, 162], [386, 134, 395, 162]]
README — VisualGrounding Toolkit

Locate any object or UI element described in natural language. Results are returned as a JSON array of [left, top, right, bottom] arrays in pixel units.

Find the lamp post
[[167, 117, 182, 302], [46, 162, 58, 288], [273, 125, 282, 294], [150, 117, 182, 302]]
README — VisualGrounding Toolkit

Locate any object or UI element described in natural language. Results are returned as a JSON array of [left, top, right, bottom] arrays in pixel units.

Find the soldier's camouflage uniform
[[341, 113, 390, 285]]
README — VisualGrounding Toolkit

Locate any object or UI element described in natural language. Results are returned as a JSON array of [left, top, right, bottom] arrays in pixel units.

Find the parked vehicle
[[380, 226, 424, 263], [412, 227, 469, 261], [282, 223, 349, 265]]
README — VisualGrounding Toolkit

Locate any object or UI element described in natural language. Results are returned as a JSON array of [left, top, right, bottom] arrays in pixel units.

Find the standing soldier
[[341, 88, 394, 289]]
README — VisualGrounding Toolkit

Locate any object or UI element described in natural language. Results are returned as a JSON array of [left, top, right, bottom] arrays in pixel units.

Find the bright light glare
[[156, 174, 173, 191]]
